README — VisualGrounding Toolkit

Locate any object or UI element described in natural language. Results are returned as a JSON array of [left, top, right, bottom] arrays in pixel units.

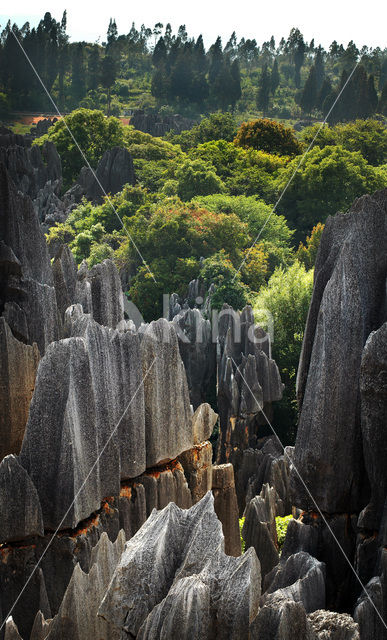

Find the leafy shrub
[[34, 108, 126, 187], [239, 517, 246, 553], [276, 515, 293, 551], [234, 118, 303, 156]]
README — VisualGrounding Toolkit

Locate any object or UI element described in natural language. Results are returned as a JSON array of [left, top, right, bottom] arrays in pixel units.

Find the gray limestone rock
[[309, 610, 360, 639], [20, 313, 146, 529], [191, 403, 218, 444], [0, 319, 40, 460], [64, 146, 136, 205], [0, 164, 59, 353], [358, 323, 387, 530], [212, 464, 242, 557], [30, 611, 52, 640], [172, 308, 216, 408], [216, 305, 283, 466], [45, 530, 125, 640], [99, 492, 261, 639], [293, 190, 387, 513], [4, 618, 23, 640], [263, 551, 326, 613], [140, 319, 193, 467], [179, 442, 213, 504], [52, 245, 77, 321], [74, 259, 125, 330], [242, 484, 280, 583], [0, 455, 44, 543], [250, 594, 315, 640]]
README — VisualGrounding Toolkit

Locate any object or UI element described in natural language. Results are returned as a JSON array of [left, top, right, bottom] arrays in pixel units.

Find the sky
[[1, 0, 386, 50]]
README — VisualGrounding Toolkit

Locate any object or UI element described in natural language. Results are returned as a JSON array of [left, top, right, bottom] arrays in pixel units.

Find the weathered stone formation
[[235, 436, 293, 517], [289, 189, 387, 616], [18, 311, 197, 529], [63, 146, 136, 205], [29, 117, 58, 139], [0, 139, 64, 226], [99, 492, 261, 639], [216, 305, 283, 465], [73, 259, 125, 329], [171, 307, 216, 408], [0, 164, 60, 354], [0, 455, 44, 543], [0, 320, 40, 459], [32, 530, 126, 640], [212, 464, 241, 557], [243, 483, 282, 583], [130, 110, 196, 136], [175, 411, 215, 513]]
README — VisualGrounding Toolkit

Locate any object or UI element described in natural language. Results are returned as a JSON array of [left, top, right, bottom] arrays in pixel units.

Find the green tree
[[254, 261, 314, 442], [175, 158, 225, 200], [100, 54, 117, 115], [256, 64, 271, 115], [200, 250, 250, 311], [234, 119, 302, 156], [300, 65, 317, 115], [276, 145, 386, 239], [296, 222, 325, 269], [34, 109, 126, 186], [271, 59, 280, 95]]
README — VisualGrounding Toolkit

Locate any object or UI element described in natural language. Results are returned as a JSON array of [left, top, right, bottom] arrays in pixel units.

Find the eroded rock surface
[[99, 492, 261, 639]]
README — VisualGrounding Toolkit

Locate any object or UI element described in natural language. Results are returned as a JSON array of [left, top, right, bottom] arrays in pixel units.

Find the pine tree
[[71, 43, 86, 105], [314, 47, 325, 90], [316, 76, 332, 112], [270, 59, 280, 95], [256, 63, 271, 114], [87, 46, 100, 91], [152, 37, 167, 67], [378, 81, 387, 115], [367, 74, 378, 113], [300, 65, 317, 114], [229, 59, 242, 109], [100, 54, 116, 115]]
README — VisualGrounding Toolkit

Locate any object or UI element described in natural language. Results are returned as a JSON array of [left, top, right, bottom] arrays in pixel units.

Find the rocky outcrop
[[242, 483, 279, 582], [0, 164, 60, 354], [216, 305, 283, 466], [130, 110, 196, 137], [308, 610, 360, 639], [263, 551, 326, 613], [99, 492, 261, 639], [250, 594, 315, 639], [293, 190, 387, 514], [172, 308, 216, 408], [0, 140, 64, 226], [0, 319, 40, 459], [358, 323, 387, 530], [63, 146, 136, 205], [74, 259, 125, 329], [52, 244, 78, 321], [0, 141, 61, 201], [139, 318, 193, 467], [19, 312, 145, 529], [179, 441, 213, 504], [212, 464, 242, 557], [39, 531, 125, 640], [0, 455, 44, 543], [236, 436, 293, 516]]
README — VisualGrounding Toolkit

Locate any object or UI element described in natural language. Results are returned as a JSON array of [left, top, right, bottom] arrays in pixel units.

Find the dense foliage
[[2, 13, 387, 122], [254, 262, 314, 441]]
